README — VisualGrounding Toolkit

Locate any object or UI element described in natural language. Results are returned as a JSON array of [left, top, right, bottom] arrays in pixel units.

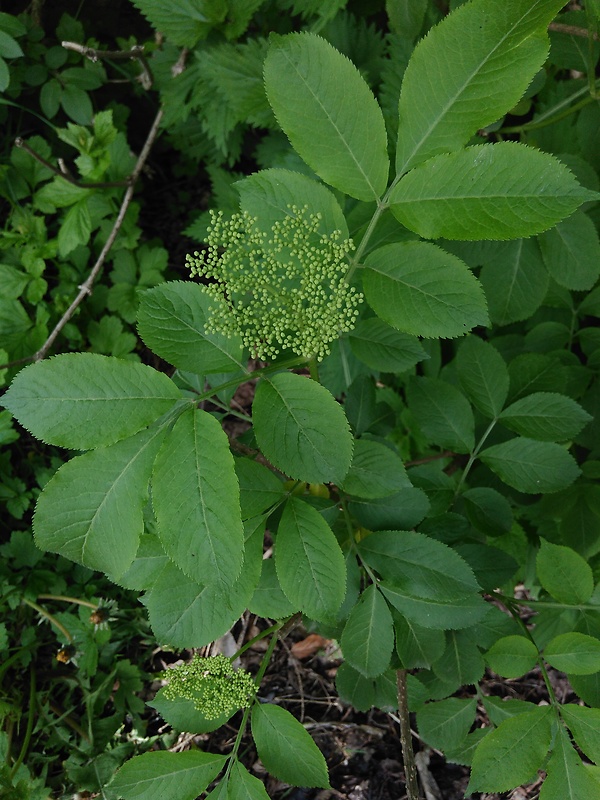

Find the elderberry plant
[[3, 1, 600, 799]]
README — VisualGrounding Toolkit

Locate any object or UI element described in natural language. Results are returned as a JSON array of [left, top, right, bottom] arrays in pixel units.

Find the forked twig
[[62, 41, 154, 89]]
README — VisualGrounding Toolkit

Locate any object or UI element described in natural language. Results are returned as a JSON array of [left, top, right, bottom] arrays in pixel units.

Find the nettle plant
[[4, 1, 600, 797]]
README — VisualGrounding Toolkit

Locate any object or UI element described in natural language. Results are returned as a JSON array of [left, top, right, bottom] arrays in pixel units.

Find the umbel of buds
[[161, 654, 256, 719], [186, 206, 363, 361]]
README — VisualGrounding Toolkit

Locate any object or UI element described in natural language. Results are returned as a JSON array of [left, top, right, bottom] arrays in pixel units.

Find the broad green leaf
[[251, 704, 329, 788], [150, 688, 233, 735], [137, 282, 244, 374], [129, 0, 227, 47], [264, 32, 388, 201], [539, 723, 600, 800], [560, 705, 600, 765], [461, 488, 513, 536], [434, 630, 485, 686], [248, 559, 298, 620], [483, 697, 537, 727], [253, 372, 353, 484], [538, 210, 600, 291], [381, 583, 487, 630], [363, 241, 488, 339], [480, 438, 580, 494], [348, 318, 428, 373], [417, 698, 477, 753], [34, 423, 168, 580], [349, 486, 430, 531], [105, 751, 226, 800], [468, 706, 553, 793], [390, 143, 597, 241], [335, 662, 375, 712], [544, 633, 600, 675], [386, 0, 427, 39], [537, 539, 594, 605], [341, 585, 394, 678], [145, 522, 263, 647], [276, 497, 345, 621], [0, 29, 23, 59], [228, 761, 270, 800], [456, 543, 518, 591], [344, 375, 377, 437], [568, 672, 600, 708], [58, 198, 91, 256], [407, 376, 475, 453], [340, 439, 409, 499], [2, 353, 182, 449], [499, 392, 592, 442], [117, 534, 170, 592], [234, 457, 284, 520], [236, 168, 348, 238], [152, 408, 244, 588], [359, 530, 480, 601], [394, 614, 446, 669], [456, 337, 508, 419], [480, 238, 549, 326], [395, 0, 572, 174], [485, 635, 538, 678]]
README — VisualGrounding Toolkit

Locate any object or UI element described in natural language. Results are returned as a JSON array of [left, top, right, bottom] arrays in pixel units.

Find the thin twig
[[61, 41, 153, 89], [14, 138, 129, 189], [32, 107, 163, 363], [548, 22, 600, 41]]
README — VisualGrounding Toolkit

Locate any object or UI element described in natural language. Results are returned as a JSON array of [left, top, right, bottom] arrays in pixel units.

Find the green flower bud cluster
[[161, 654, 256, 720], [186, 206, 363, 361]]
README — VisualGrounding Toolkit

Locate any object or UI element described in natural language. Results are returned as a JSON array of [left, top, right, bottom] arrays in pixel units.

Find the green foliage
[[3, 0, 600, 797]]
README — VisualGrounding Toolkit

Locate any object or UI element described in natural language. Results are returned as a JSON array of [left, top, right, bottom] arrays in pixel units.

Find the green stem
[[495, 593, 600, 613], [9, 667, 36, 779], [396, 669, 422, 800], [209, 396, 252, 422], [308, 356, 320, 382], [36, 594, 98, 609], [22, 598, 73, 642], [232, 622, 282, 661], [500, 78, 600, 134], [195, 356, 308, 405], [453, 418, 497, 499]]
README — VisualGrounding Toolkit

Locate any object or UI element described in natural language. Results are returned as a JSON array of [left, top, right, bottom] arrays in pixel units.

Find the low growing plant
[[3, 0, 600, 797]]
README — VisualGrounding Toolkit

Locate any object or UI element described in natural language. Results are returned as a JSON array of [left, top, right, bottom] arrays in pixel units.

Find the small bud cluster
[[186, 206, 362, 361], [161, 654, 255, 720]]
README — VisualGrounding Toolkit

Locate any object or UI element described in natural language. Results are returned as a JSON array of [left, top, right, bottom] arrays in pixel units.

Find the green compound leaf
[[152, 408, 244, 589], [359, 531, 480, 601], [390, 143, 597, 241], [560, 705, 600, 765], [461, 487, 513, 536], [348, 318, 429, 373], [145, 522, 263, 647], [33, 422, 168, 580], [105, 750, 227, 800], [129, 0, 227, 48], [407, 376, 475, 453], [484, 635, 539, 679], [2, 353, 182, 449], [341, 585, 394, 678], [539, 723, 600, 800], [544, 633, 600, 675], [275, 497, 346, 621], [253, 372, 353, 484], [479, 239, 549, 326], [395, 0, 572, 174], [228, 761, 270, 800], [340, 439, 410, 499], [236, 168, 348, 238], [251, 704, 330, 789], [480, 437, 581, 494], [417, 698, 477, 753], [137, 282, 244, 375], [264, 32, 389, 201], [363, 241, 488, 339], [499, 392, 592, 442], [538, 210, 600, 291], [456, 337, 509, 419], [468, 706, 553, 794], [536, 539, 594, 605]]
